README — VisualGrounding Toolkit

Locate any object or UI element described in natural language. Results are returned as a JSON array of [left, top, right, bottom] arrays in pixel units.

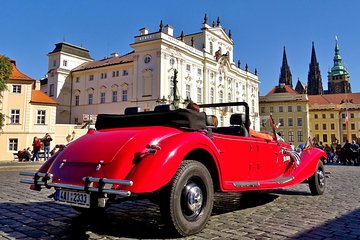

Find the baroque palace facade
[[42, 15, 260, 129], [260, 39, 360, 147]]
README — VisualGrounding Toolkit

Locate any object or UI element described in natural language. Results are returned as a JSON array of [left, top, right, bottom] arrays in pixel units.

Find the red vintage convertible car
[[20, 102, 327, 236]]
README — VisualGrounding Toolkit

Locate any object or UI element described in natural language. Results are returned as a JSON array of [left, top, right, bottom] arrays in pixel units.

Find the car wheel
[[308, 160, 326, 195], [160, 160, 214, 236]]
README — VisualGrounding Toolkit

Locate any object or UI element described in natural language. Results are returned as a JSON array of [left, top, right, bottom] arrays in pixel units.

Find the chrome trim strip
[[232, 181, 260, 187], [19, 171, 132, 197], [19, 171, 37, 176], [84, 177, 133, 186], [264, 176, 294, 184]]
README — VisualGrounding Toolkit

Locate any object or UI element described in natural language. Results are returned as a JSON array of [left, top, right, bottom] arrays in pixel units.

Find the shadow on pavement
[[293, 208, 360, 239], [0, 192, 278, 239], [1, 191, 357, 239]]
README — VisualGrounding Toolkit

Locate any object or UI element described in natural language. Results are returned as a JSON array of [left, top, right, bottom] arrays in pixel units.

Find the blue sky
[[2, 0, 360, 95]]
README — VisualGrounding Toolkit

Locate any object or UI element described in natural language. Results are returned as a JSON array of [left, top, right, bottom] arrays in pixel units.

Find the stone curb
[[0, 161, 44, 171]]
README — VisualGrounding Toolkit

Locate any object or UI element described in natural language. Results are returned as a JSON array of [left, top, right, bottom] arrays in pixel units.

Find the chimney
[[110, 53, 119, 57], [163, 24, 174, 36], [139, 27, 149, 35]]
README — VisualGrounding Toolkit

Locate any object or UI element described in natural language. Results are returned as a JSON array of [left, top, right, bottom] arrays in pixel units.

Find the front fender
[[290, 147, 327, 185], [126, 131, 220, 193]]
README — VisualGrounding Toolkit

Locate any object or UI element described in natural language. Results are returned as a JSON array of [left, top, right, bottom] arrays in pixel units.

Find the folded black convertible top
[[95, 109, 207, 131]]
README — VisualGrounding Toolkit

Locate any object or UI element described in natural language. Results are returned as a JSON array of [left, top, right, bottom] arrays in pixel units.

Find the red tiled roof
[[308, 93, 360, 106], [9, 60, 33, 81], [72, 52, 134, 72], [265, 85, 299, 96], [31, 90, 57, 105]]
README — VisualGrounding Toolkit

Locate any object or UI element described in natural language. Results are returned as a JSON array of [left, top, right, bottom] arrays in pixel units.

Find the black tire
[[309, 160, 326, 195], [160, 160, 214, 236]]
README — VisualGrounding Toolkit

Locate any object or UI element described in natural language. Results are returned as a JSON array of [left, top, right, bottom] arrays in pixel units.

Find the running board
[[263, 176, 294, 184], [230, 176, 294, 188]]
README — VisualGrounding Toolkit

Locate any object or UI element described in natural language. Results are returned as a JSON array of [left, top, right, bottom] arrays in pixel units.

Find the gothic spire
[[307, 42, 323, 95], [279, 46, 293, 87]]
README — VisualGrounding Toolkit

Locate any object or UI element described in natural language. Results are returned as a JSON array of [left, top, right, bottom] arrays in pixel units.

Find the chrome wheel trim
[[317, 169, 325, 188], [181, 180, 204, 220]]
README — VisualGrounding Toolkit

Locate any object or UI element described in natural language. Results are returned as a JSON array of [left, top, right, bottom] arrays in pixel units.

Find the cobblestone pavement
[[0, 165, 360, 240]]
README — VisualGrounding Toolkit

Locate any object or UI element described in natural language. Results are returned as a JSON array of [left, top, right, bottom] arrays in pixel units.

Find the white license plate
[[55, 189, 90, 208]]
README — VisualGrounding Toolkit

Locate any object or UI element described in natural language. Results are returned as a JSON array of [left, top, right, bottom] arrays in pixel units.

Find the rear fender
[[126, 132, 220, 193]]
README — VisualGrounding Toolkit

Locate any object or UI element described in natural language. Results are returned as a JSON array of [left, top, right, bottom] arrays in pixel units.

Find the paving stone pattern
[[0, 165, 359, 239]]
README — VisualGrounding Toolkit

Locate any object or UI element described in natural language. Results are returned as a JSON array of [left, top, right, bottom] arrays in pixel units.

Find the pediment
[[207, 28, 233, 44]]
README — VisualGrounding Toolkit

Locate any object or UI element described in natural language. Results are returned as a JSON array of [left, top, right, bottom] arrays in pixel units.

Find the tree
[[0, 55, 13, 130]]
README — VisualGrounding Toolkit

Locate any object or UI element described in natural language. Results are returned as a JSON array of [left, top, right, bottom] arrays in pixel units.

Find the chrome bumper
[[19, 171, 133, 197]]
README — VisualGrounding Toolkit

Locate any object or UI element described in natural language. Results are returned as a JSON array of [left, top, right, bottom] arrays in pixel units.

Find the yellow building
[[259, 84, 309, 147], [0, 58, 87, 161], [308, 93, 360, 145]]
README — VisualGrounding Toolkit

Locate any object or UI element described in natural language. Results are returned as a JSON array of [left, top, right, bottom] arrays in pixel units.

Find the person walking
[[42, 133, 53, 160], [31, 137, 42, 161]]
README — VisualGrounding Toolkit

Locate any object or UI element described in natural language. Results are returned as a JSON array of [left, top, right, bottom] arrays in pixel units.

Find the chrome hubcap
[[317, 169, 325, 187], [183, 181, 203, 216]]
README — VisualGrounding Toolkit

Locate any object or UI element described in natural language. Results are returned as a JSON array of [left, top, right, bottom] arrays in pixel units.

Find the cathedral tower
[[279, 47, 292, 87], [307, 42, 323, 95], [327, 37, 351, 94]]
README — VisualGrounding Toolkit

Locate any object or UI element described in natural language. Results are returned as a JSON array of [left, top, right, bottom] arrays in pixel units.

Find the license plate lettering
[[55, 189, 90, 208]]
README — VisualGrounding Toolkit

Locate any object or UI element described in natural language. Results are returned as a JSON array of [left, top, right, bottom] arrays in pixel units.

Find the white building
[[45, 16, 260, 129]]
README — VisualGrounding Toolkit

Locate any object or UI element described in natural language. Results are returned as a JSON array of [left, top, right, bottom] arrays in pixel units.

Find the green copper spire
[[328, 36, 348, 77], [327, 36, 351, 94]]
